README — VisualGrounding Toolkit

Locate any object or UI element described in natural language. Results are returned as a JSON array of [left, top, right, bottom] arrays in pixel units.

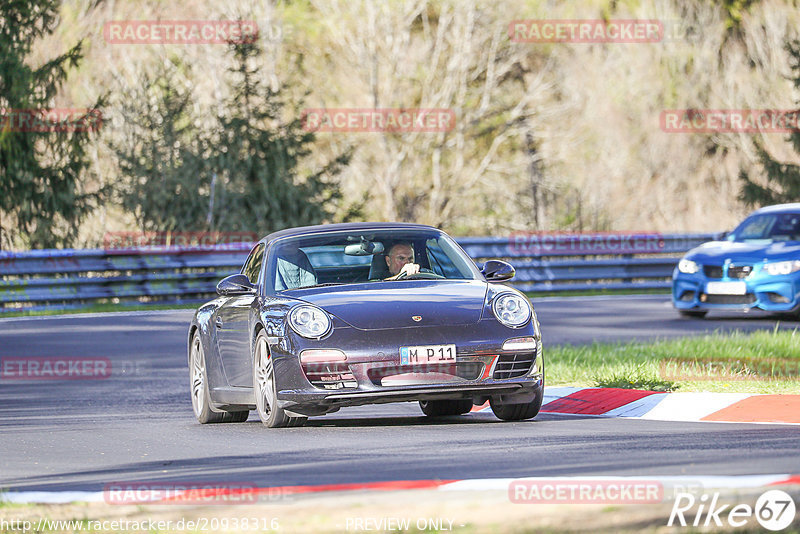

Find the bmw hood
[[685, 240, 800, 264], [284, 280, 488, 330]]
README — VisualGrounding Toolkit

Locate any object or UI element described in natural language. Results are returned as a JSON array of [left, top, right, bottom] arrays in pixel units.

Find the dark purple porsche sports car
[[188, 222, 543, 427]]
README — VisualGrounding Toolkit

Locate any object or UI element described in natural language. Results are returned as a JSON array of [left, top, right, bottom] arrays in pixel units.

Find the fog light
[[502, 337, 538, 351], [766, 292, 790, 304], [300, 349, 346, 363]]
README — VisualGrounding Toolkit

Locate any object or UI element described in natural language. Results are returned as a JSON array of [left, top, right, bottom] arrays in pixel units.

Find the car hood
[[283, 280, 488, 330], [685, 240, 800, 264]]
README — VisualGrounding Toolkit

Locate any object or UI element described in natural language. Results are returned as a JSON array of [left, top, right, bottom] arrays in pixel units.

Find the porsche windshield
[[267, 229, 481, 291], [728, 212, 800, 243]]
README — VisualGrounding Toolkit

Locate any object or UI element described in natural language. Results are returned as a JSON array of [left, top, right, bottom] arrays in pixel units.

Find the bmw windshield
[[727, 212, 800, 243], [266, 229, 482, 292]]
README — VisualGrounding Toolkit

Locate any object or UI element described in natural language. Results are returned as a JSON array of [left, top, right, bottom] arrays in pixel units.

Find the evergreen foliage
[[739, 40, 800, 207], [111, 39, 350, 237], [0, 0, 103, 248]]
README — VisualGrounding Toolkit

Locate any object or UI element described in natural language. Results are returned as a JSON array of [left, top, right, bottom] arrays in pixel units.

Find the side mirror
[[216, 274, 256, 296], [481, 259, 515, 282]]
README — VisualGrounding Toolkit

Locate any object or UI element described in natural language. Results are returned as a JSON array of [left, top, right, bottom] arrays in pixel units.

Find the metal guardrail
[[0, 233, 718, 312], [458, 233, 719, 292]]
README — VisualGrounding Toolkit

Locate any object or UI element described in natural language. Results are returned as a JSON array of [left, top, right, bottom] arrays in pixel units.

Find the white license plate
[[706, 281, 747, 295], [400, 344, 456, 365]]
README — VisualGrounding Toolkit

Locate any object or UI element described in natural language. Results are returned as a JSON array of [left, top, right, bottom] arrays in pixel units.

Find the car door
[[217, 243, 264, 387]]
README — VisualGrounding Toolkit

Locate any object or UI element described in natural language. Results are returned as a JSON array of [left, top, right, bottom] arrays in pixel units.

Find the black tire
[[419, 399, 473, 417], [225, 411, 250, 423], [679, 310, 708, 318], [190, 332, 249, 424], [489, 389, 543, 421], [253, 330, 307, 428]]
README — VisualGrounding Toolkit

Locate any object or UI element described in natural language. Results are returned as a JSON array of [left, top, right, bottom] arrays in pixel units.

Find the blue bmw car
[[673, 203, 800, 318]]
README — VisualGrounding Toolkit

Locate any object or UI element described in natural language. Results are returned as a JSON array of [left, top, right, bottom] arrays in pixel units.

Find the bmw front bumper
[[672, 268, 800, 313]]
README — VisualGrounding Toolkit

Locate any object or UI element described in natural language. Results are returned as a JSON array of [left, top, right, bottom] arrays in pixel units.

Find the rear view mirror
[[344, 239, 385, 256]]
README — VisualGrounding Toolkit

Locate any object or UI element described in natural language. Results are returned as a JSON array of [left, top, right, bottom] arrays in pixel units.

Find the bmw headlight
[[764, 260, 800, 276], [288, 305, 331, 339], [492, 293, 532, 328], [678, 258, 700, 274]]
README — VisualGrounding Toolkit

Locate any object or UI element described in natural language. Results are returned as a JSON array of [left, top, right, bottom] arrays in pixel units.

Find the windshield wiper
[[294, 282, 346, 290]]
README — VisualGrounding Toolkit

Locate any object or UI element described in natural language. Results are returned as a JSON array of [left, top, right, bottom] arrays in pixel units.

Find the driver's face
[[386, 244, 414, 276]]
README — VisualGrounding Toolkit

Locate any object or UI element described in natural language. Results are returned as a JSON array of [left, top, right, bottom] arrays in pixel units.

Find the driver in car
[[384, 242, 421, 280]]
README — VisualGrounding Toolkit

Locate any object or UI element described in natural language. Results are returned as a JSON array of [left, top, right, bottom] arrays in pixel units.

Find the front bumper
[[268, 318, 543, 415], [672, 269, 800, 313], [283, 381, 543, 415]]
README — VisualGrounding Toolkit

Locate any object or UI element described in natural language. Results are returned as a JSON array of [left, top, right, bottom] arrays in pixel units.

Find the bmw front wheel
[[679, 310, 708, 318]]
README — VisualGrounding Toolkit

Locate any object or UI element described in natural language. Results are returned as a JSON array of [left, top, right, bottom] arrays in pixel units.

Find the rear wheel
[[419, 399, 473, 417], [679, 310, 708, 318], [490, 389, 543, 421], [253, 330, 307, 428], [190, 332, 249, 423]]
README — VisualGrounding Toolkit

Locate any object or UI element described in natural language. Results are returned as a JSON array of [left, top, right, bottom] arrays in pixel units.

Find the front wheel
[[419, 399, 473, 417], [190, 332, 249, 423], [490, 389, 543, 421], [253, 330, 306, 428], [679, 310, 708, 318]]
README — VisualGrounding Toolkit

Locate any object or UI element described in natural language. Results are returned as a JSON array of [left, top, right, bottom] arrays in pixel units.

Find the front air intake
[[493, 352, 537, 380], [302, 362, 357, 390]]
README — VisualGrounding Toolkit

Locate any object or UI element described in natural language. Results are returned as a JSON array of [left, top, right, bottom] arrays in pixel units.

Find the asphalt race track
[[1, 296, 799, 492]]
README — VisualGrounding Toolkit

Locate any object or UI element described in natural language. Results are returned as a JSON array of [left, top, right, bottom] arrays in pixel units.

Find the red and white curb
[[2, 475, 798, 505], [471, 387, 800, 425]]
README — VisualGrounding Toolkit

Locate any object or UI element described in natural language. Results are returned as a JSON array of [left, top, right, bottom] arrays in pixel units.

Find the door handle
[[215, 317, 223, 328]]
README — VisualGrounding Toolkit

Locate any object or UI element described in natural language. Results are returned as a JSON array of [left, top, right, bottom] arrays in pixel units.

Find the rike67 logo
[[669, 490, 796, 531]]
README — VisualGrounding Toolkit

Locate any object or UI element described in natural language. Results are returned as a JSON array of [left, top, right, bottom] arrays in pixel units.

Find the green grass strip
[[546, 327, 800, 393]]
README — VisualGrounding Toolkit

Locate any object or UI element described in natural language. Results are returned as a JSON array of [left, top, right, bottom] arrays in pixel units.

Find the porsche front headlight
[[764, 260, 800, 276], [288, 305, 331, 339], [678, 258, 700, 274], [492, 293, 532, 328]]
